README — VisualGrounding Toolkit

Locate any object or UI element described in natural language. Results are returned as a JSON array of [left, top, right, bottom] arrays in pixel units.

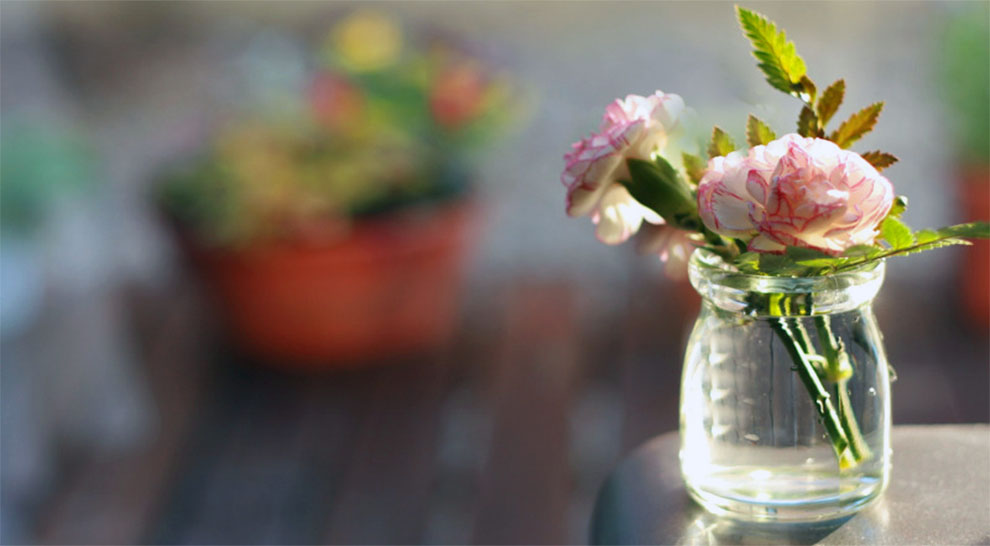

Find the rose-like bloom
[[697, 134, 894, 254], [562, 91, 684, 244]]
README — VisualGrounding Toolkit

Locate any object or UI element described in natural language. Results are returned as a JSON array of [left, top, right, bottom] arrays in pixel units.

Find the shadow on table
[[591, 426, 990, 546]]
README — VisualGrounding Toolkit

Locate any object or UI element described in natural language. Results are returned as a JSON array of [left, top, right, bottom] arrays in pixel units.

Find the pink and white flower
[[562, 91, 684, 244], [697, 134, 894, 254]]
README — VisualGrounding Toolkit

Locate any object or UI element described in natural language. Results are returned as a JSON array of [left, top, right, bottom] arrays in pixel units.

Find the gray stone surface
[[591, 424, 990, 545]]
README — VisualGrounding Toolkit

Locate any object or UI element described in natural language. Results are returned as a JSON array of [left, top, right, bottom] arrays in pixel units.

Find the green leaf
[[888, 195, 908, 218], [880, 216, 914, 249], [829, 102, 884, 148], [736, 6, 808, 96], [842, 244, 882, 258], [891, 238, 970, 257], [785, 246, 833, 262], [914, 229, 938, 244], [783, 246, 843, 273], [708, 126, 736, 159], [861, 150, 899, 171], [746, 115, 777, 146], [682, 152, 708, 185], [832, 221, 988, 273], [798, 75, 817, 104], [797, 106, 821, 137], [816, 79, 845, 128], [731, 251, 762, 273], [936, 221, 990, 239], [622, 157, 699, 230], [758, 252, 797, 274]]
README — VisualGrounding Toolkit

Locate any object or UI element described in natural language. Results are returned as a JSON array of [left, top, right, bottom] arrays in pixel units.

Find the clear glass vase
[[680, 249, 891, 522]]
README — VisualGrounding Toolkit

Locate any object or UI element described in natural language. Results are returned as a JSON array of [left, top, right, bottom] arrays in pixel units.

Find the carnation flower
[[562, 91, 684, 244], [697, 134, 894, 254]]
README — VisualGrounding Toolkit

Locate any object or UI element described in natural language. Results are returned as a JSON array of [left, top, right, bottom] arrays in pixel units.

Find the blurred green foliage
[[1, 123, 95, 236], [159, 11, 520, 248], [939, 4, 990, 164]]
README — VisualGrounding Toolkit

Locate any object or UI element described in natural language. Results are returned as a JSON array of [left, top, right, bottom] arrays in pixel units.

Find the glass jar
[[680, 249, 891, 522]]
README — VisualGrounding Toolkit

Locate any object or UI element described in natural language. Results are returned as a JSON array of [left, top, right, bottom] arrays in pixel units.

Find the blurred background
[[1, 2, 987, 544]]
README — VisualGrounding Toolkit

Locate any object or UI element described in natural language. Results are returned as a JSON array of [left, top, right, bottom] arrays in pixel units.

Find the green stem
[[813, 316, 872, 464], [830, 234, 969, 273], [836, 379, 870, 463], [769, 318, 854, 469]]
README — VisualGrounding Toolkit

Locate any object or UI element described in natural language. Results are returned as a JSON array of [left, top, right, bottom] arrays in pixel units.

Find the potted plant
[[560, 6, 989, 522], [157, 11, 518, 367]]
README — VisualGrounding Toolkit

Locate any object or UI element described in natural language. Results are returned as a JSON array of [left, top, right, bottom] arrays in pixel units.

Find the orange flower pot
[[175, 200, 476, 368], [958, 165, 990, 330]]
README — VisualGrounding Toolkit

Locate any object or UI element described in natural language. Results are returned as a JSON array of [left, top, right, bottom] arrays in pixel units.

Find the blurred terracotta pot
[[176, 200, 476, 368], [958, 165, 989, 330]]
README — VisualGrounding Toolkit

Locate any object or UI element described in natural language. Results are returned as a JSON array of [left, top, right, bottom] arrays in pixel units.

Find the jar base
[[684, 470, 886, 523]]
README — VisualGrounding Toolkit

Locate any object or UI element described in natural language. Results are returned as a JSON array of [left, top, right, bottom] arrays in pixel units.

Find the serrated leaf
[[797, 75, 817, 104], [708, 126, 736, 159], [746, 115, 777, 146], [816, 79, 845, 128], [834, 238, 972, 272], [936, 221, 990, 239], [682, 152, 708, 185], [861, 150, 899, 171], [914, 229, 937, 243], [895, 238, 971, 256], [842, 244, 882, 258], [736, 7, 808, 96], [622, 157, 698, 229], [829, 102, 884, 149], [888, 195, 908, 218], [833, 221, 988, 273], [880, 216, 914, 249], [797, 106, 821, 137]]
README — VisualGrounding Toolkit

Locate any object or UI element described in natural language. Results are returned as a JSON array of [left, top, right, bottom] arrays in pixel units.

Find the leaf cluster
[[735, 6, 898, 167], [726, 206, 989, 277]]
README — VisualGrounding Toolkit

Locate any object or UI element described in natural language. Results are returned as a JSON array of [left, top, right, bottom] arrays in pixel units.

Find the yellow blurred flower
[[328, 11, 402, 72]]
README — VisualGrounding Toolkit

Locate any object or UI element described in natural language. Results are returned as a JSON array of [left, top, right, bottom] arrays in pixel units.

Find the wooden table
[[591, 425, 990, 545], [31, 277, 989, 545]]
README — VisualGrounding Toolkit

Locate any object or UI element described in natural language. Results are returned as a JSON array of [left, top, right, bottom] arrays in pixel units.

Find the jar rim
[[689, 247, 884, 286], [688, 248, 885, 315]]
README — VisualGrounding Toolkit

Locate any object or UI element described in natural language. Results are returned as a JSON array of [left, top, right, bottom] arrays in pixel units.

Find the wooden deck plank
[[322, 353, 456, 545], [618, 279, 697, 454], [35, 284, 209, 545], [146, 355, 376, 545], [471, 282, 581, 545]]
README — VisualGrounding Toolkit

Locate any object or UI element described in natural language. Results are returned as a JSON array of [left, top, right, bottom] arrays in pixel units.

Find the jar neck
[[688, 249, 885, 317]]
